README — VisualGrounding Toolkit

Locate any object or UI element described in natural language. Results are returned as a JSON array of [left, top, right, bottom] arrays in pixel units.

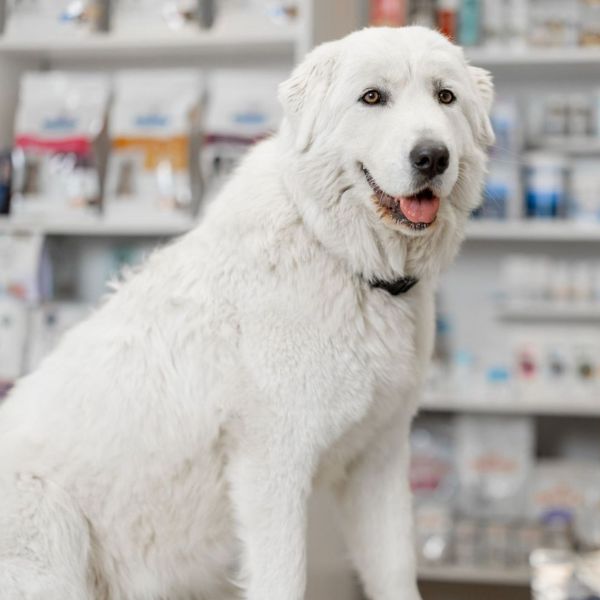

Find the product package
[[112, 0, 204, 34], [5, 0, 107, 37], [458, 0, 480, 46], [0, 150, 11, 215], [570, 160, 600, 222], [0, 232, 49, 303], [524, 152, 568, 219], [0, 295, 28, 382], [12, 72, 110, 221], [477, 98, 521, 220], [437, 0, 458, 41], [408, 0, 435, 27], [213, 1, 297, 32], [104, 70, 203, 224], [369, 0, 406, 26], [529, 0, 579, 47], [411, 417, 456, 564], [530, 460, 600, 550], [201, 69, 284, 195], [455, 415, 535, 520], [26, 302, 90, 372]]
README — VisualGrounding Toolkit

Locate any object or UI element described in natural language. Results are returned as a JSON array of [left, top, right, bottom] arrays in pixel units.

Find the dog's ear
[[468, 66, 495, 147], [278, 41, 339, 152]]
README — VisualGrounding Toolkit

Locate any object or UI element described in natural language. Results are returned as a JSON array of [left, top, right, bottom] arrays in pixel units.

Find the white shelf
[[466, 46, 600, 68], [423, 391, 600, 417], [467, 220, 600, 242], [0, 29, 298, 60], [497, 300, 600, 321], [418, 563, 530, 586], [0, 216, 195, 237], [3, 216, 599, 241], [529, 136, 600, 154]]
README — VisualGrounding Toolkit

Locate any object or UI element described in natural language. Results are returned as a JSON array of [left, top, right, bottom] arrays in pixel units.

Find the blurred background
[[1, 0, 600, 599]]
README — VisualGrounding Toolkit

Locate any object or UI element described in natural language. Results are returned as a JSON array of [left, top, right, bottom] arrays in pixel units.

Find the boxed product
[[201, 69, 285, 194], [0, 232, 49, 304], [477, 98, 521, 220], [0, 295, 28, 381], [530, 461, 600, 550], [4, 0, 107, 37], [104, 70, 203, 223], [11, 72, 110, 221], [411, 416, 456, 501], [411, 417, 456, 564], [529, 0, 579, 47], [570, 160, 600, 223], [455, 415, 535, 519]]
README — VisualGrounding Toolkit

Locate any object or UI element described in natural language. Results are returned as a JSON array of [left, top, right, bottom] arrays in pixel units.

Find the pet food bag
[[104, 70, 203, 223], [112, 0, 204, 33], [5, 0, 107, 37], [202, 69, 284, 194], [455, 415, 535, 520], [12, 72, 110, 220]]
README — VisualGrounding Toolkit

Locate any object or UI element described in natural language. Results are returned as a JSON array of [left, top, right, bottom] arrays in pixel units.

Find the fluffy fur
[[0, 27, 493, 600]]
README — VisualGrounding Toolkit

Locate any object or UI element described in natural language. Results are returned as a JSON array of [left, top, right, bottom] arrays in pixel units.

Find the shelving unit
[[418, 563, 530, 586], [0, 216, 195, 237], [467, 220, 600, 241], [2, 7, 600, 598], [529, 136, 600, 154], [4, 216, 600, 241], [423, 390, 600, 418], [0, 29, 298, 60], [496, 300, 600, 321], [465, 46, 600, 69]]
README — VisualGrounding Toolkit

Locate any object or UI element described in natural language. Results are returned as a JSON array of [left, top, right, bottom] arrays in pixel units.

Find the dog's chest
[[316, 292, 422, 484], [360, 290, 421, 391]]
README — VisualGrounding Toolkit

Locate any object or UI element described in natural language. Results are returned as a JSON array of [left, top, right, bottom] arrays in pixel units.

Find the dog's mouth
[[362, 166, 440, 231]]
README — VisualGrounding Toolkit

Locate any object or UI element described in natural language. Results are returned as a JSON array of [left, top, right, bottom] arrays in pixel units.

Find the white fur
[[0, 27, 492, 600]]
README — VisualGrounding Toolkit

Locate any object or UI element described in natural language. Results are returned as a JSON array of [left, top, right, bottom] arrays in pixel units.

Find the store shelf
[[467, 220, 600, 242], [418, 563, 530, 586], [0, 28, 298, 60], [423, 391, 600, 417], [529, 136, 600, 155], [466, 46, 600, 68], [0, 216, 195, 237], [4, 216, 600, 241], [497, 300, 600, 321]]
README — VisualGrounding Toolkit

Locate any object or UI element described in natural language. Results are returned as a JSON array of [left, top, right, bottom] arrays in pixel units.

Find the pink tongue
[[399, 196, 440, 224]]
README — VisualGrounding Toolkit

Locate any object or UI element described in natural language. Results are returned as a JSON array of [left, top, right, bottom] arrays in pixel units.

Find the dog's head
[[278, 27, 494, 280]]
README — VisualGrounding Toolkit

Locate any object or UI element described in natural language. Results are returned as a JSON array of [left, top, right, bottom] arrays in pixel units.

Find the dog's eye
[[438, 89, 456, 105], [361, 89, 383, 105]]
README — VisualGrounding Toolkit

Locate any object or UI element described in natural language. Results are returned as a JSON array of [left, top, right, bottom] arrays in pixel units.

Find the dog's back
[[0, 138, 296, 599]]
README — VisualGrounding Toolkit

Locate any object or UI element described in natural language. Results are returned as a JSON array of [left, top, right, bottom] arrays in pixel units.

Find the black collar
[[369, 276, 419, 296]]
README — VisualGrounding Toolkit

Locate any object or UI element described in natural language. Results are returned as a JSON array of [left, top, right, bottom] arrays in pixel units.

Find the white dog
[[0, 26, 493, 600]]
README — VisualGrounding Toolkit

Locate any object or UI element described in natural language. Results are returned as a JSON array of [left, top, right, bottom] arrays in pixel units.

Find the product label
[[112, 136, 189, 172]]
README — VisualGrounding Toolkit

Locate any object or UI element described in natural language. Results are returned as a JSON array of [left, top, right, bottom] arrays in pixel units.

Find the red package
[[370, 0, 406, 27]]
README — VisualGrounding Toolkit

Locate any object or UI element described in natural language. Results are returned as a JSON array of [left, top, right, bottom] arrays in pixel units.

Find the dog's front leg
[[335, 408, 422, 600], [227, 422, 315, 600]]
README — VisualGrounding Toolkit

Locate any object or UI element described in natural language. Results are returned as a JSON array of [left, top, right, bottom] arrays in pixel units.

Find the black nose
[[410, 140, 450, 179]]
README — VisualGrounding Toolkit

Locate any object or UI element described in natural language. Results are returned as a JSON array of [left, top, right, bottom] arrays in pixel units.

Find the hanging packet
[[12, 72, 110, 221]]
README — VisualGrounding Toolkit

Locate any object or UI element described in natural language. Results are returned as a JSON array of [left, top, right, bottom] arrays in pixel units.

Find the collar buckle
[[370, 276, 418, 296]]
